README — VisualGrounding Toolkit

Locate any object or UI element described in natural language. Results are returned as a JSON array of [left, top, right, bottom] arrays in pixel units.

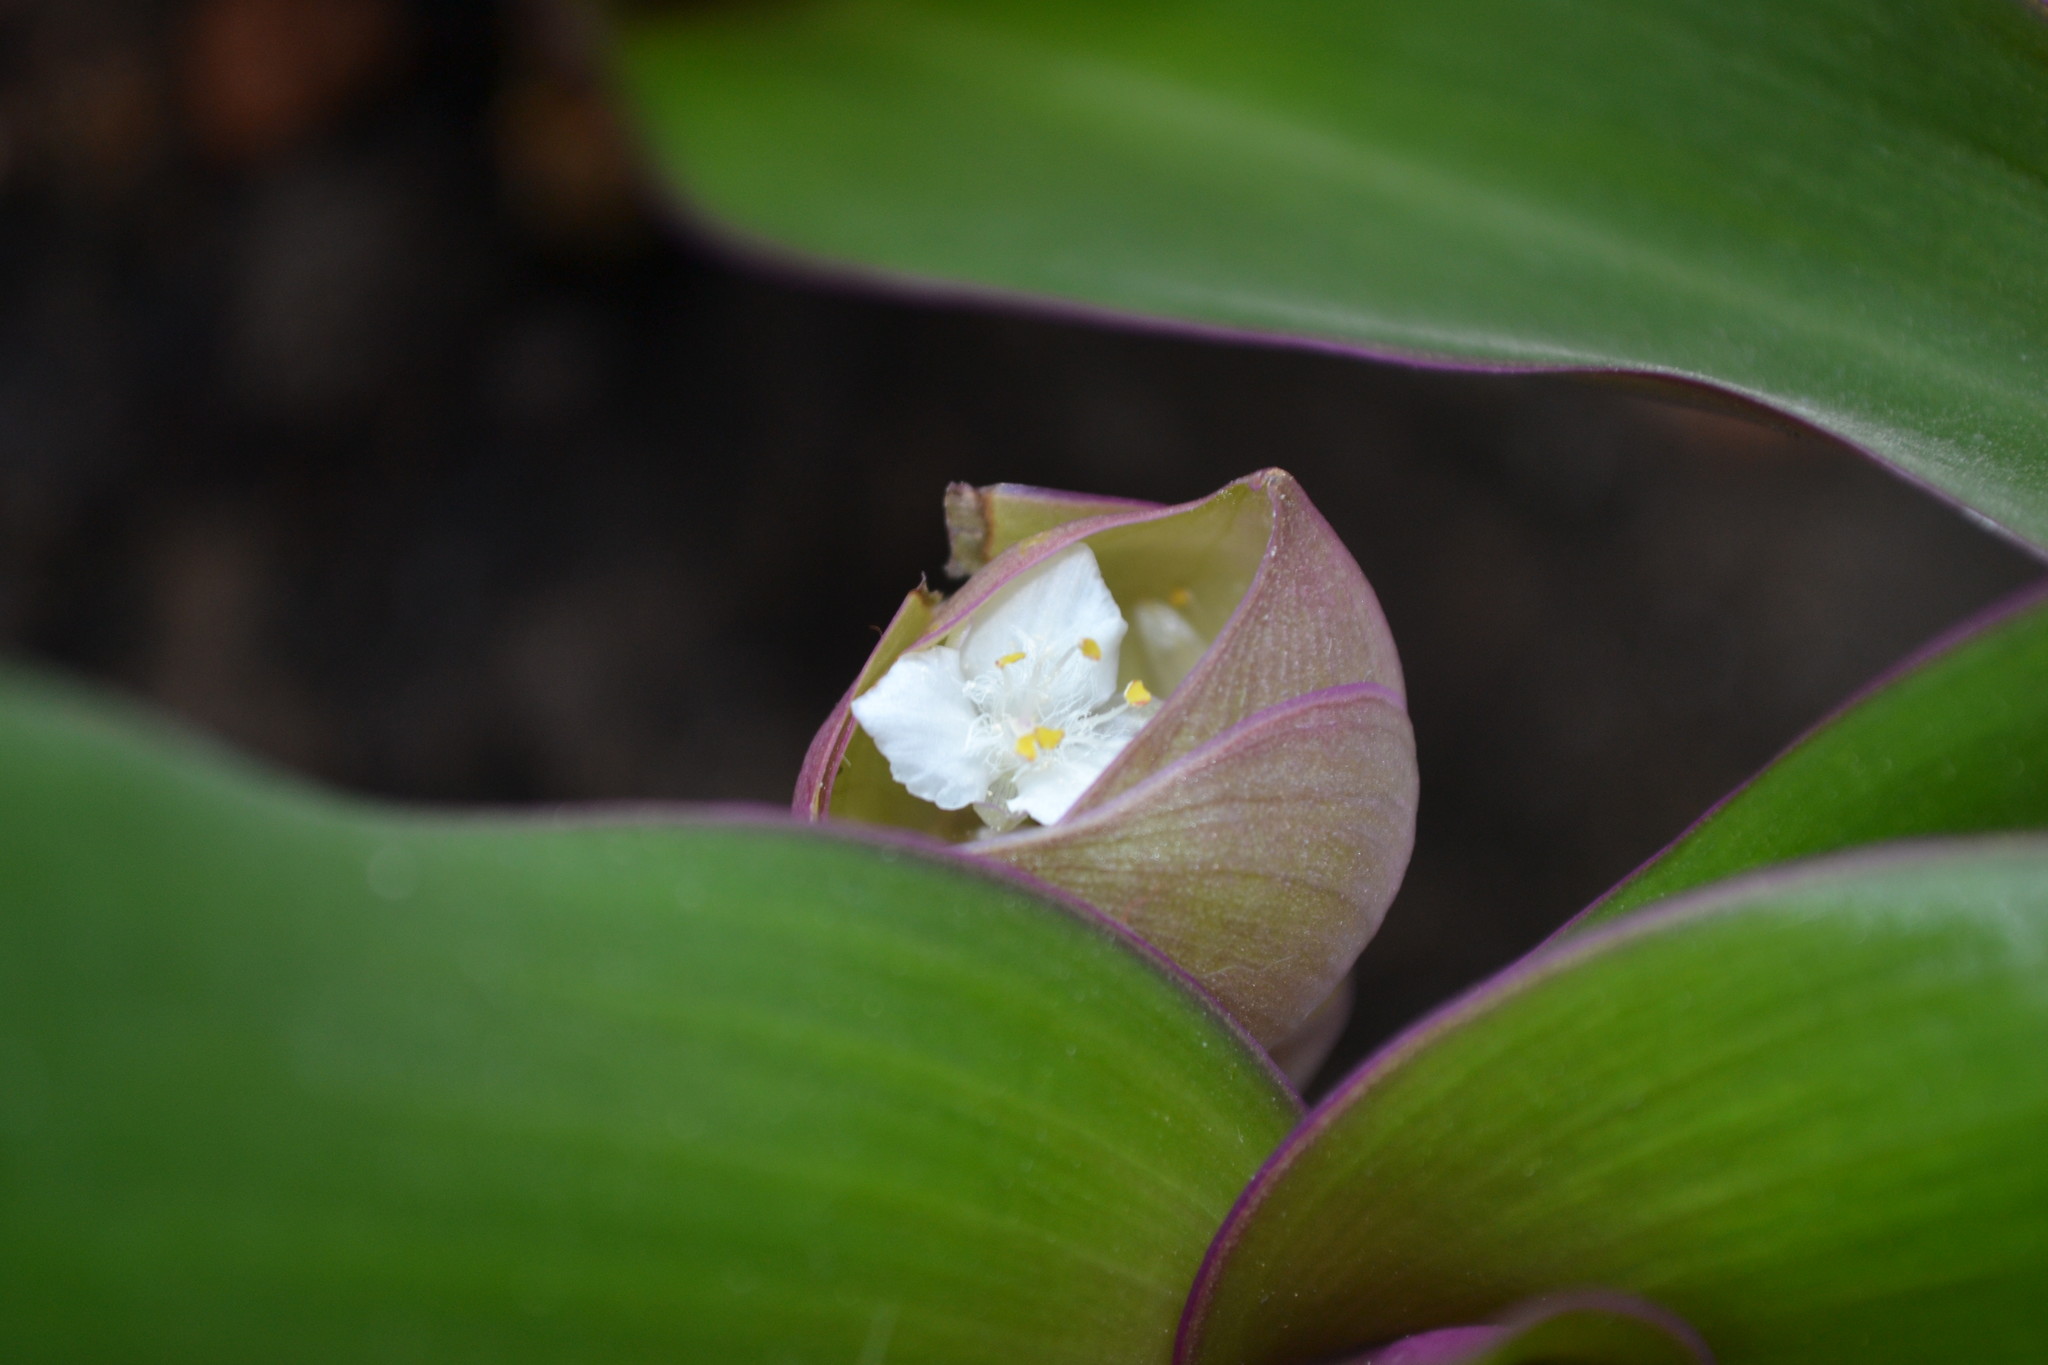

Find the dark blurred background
[[3, 0, 2042, 1086]]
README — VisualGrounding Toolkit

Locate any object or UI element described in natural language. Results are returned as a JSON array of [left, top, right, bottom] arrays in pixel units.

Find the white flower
[[850, 544, 1157, 831]]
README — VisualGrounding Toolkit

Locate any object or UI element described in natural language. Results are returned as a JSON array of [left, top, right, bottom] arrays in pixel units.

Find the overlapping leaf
[[1179, 840, 2048, 1365], [615, 0, 2048, 546], [1576, 587, 2048, 931], [0, 672, 1297, 1363]]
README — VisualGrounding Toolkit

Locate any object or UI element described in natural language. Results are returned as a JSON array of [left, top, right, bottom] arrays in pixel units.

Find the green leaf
[[1577, 588, 2048, 931], [1177, 840, 2048, 1365], [0, 672, 1297, 1363], [614, 0, 2048, 546]]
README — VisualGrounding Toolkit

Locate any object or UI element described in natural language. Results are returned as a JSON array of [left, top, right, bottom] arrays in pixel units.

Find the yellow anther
[[1078, 637, 1102, 661], [1167, 587, 1193, 608], [1124, 679, 1153, 706], [1033, 725, 1065, 751], [1014, 732, 1039, 761], [995, 650, 1027, 668]]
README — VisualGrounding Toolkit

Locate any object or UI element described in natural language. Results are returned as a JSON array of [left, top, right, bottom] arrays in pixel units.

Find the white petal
[[850, 647, 989, 810], [960, 543, 1126, 702], [1008, 728, 1138, 825], [1130, 599, 1208, 695]]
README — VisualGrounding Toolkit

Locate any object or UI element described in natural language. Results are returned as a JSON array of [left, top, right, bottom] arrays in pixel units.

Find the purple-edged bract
[[798, 470, 1419, 1053]]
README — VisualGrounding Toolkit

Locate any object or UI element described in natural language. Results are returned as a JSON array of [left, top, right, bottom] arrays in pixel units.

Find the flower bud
[[797, 470, 1417, 1054]]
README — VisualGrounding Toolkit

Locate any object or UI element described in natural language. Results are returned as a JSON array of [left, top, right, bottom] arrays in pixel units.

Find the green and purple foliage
[[7, 1, 2048, 1361]]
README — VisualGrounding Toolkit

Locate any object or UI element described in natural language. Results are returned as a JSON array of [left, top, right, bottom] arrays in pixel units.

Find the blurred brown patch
[[143, 507, 332, 772], [494, 74, 646, 251], [182, 0, 408, 164], [43, 44, 164, 198]]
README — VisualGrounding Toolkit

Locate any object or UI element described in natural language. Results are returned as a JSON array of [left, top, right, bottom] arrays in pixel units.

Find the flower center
[[848, 543, 1172, 832]]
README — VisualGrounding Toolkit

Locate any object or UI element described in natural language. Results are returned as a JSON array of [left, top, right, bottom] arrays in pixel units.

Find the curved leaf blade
[[1575, 587, 2048, 931], [616, 0, 2048, 546], [1180, 840, 2048, 1365], [0, 673, 1298, 1363]]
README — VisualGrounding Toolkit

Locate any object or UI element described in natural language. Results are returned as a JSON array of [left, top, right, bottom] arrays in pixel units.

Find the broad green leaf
[[615, 0, 2048, 546], [0, 672, 1297, 1363], [1577, 588, 2048, 931], [1178, 840, 2048, 1365]]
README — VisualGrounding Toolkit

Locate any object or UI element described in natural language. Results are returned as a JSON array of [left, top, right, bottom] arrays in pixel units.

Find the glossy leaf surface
[[616, 0, 2048, 546], [1578, 588, 2048, 930], [0, 673, 1298, 1363], [1181, 841, 2048, 1365]]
